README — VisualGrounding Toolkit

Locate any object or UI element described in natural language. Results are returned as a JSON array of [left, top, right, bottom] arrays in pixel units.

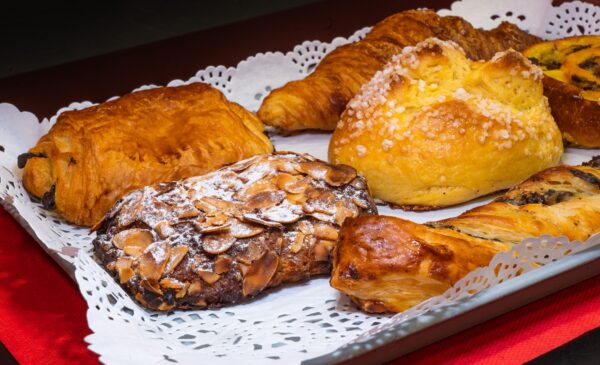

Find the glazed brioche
[[20, 83, 273, 226], [331, 157, 600, 313], [524, 36, 600, 148], [258, 9, 540, 132], [329, 38, 563, 209], [93, 153, 377, 310]]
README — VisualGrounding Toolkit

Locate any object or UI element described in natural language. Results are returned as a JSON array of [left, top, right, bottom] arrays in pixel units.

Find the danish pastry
[[93, 152, 377, 310], [258, 9, 540, 132], [331, 157, 600, 313], [524, 36, 600, 148], [20, 83, 273, 226], [329, 38, 563, 209]]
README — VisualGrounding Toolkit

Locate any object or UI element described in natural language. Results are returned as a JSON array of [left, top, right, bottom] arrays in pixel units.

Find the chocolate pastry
[[93, 152, 377, 310]]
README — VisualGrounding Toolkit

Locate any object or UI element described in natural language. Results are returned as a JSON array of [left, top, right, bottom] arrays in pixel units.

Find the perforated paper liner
[[1, 0, 600, 363]]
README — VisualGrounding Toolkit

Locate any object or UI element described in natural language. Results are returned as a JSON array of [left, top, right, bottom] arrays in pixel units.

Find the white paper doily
[[1, 0, 600, 364]]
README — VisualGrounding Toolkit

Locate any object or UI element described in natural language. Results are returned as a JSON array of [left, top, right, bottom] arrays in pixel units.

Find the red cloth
[[1, 204, 599, 365]]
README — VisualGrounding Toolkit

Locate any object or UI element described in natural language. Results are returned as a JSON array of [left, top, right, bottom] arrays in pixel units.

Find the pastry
[[257, 9, 540, 132], [93, 152, 377, 310], [331, 156, 600, 313], [329, 38, 563, 209], [524, 36, 600, 148], [19, 83, 273, 226]]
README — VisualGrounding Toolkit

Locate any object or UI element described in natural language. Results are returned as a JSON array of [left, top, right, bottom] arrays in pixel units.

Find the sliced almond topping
[[214, 255, 233, 274], [177, 208, 200, 219], [140, 279, 163, 295], [112, 228, 154, 251], [155, 221, 175, 239], [197, 269, 221, 284], [275, 237, 283, 252], [138, 241, 171, 281], [202, 234, 236, 255], [310, 212, 335, 223], [229, 220, 264, 238], [314, 239, 336, 261], [286, 192, 307, 206], [188, 280, 203, 295], [334, 202, 357, 226], [313, 223, 339, 240], [238, 262, 250, 276], [176, 283, 190, 299], [235, 179, 276, 200], [115, 257, 134, 284], [159, 278, 186, 290], [229, 155, 262, 172], [242, 250, 279, 297], [246, 190, 286, 210], [164, 245, 189, 274], [277, 173, 310, 194], [243, 213, 283, 227], [260, 204, 302, 224], [296, 161, 329, 180], [117, 193, 143, 227], [291, 232, 304, 253], [274, 160, 300, 174], [325, 164, 357, 187], [297, 220, 314, 235], [352, 195, 370, 209], [194, 196, 234, 215], [237, 241, 266, 265]]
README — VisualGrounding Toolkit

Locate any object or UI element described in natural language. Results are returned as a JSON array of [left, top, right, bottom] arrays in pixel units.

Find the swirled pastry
[[329, 38, 563, 209], [257, 9, 540, 132], [20, 83, 273, 226], [331, 157, 600, 313], [93, 153, 377, 310], [524, 36, 600, 148]]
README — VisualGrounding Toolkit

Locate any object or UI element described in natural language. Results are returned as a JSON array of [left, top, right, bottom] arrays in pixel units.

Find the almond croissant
[[258, 9, 540, 132], [93, 153, 377, 310]]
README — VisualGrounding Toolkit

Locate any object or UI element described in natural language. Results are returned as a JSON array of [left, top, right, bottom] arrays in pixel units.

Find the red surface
[[2, 206, 600, 365]]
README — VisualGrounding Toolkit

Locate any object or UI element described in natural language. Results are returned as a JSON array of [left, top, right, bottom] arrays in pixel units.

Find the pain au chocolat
[[20, 83, 273, 226], [93, 152, 376, 310]]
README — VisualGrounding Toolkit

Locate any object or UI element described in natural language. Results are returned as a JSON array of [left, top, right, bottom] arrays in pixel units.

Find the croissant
[[93, 153, 377, 310], [20, 83, 273, 226], [258, 9, 540, 132], [331, 157, 600, 313]]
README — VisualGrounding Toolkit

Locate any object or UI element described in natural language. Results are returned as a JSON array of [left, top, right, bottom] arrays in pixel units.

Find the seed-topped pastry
[[329, 38, 563, 210], [93, 152, 377, 310]]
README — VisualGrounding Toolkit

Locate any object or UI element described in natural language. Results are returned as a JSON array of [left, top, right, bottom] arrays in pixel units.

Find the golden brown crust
[[93, 153, 377, 310], [21, 83, 273, 226], [523, 36, 600, 148], [541, 76, 600, 148], [258, 9, 540, 132], [331, 158, 600, 313], [329, 38, 562, 209]]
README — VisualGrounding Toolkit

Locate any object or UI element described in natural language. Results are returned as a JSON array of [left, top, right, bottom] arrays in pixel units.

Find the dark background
[[1, 0, 320, 78]]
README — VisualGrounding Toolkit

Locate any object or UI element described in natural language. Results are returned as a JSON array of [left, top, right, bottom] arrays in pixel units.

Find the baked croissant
[[331, 157, 600, 313], [20, 83, 273, 226], [93, 152, 377, 310], [258, 9, 540, 132]]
